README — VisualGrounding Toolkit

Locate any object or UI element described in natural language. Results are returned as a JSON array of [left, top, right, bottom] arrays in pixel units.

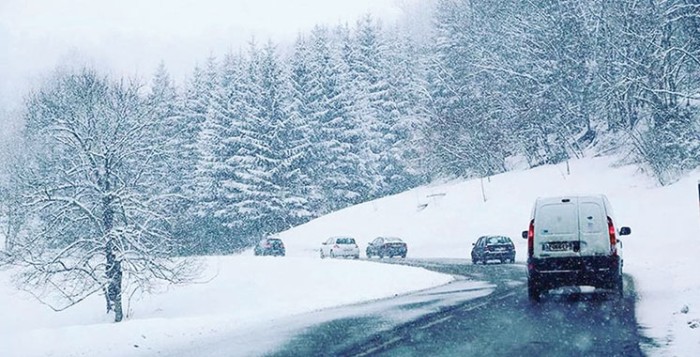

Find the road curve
[[269, 258, 646, 357]]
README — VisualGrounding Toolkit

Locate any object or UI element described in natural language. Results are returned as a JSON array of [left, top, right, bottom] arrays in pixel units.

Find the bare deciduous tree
[[11, 67, 199, 322]]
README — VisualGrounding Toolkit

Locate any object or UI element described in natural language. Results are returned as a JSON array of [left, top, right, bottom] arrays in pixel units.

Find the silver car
[[320, 236, 360, 259]]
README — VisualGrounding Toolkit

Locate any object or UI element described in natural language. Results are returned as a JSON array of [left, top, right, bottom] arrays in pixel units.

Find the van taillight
[[607, 217, 617, 256], [527, 219, 534, 257]]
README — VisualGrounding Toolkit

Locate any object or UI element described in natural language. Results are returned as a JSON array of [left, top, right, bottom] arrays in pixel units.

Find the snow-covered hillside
[[0, 156, 698, 356], [280, 156, 700, 355]]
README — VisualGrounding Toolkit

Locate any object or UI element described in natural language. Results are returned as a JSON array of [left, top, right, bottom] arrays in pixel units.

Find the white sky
[[0, 0, 404, 115]]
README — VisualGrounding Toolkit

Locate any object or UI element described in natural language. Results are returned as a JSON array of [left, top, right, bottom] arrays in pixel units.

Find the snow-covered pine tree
[[181, 56, 225, 253], [349, 15, 392, 198], [283, 35, 319, 226], [308, 26, 367, 212], [381, 27, 430, 192]]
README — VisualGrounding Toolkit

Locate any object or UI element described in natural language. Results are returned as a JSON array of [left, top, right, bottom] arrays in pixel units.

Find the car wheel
[[614, 275, 624, 298], [378, 252, 384, 259], [354, 255, 359, 260], [330, 250, 335, 258], [401, 254, 406, 259], [320, 250, 325, 259], [528, 279, 541, 303]]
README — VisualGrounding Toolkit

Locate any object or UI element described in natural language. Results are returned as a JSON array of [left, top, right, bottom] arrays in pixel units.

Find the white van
[[522, 195, 631, 302]]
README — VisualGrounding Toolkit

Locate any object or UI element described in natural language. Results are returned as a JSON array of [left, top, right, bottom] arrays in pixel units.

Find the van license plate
[[544, 242, 573, 251]]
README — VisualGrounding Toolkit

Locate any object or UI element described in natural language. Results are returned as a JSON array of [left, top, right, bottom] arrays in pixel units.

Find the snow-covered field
[[0, 257, 452, 356], [1, 156, 698, 356]]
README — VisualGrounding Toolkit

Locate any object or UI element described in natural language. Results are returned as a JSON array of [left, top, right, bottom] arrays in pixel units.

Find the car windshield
[[486, 236, 510, 245]]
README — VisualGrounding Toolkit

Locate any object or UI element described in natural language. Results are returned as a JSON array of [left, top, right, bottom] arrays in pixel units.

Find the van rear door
[[576, 197, 610, 257], [533, 197, 580, 259]]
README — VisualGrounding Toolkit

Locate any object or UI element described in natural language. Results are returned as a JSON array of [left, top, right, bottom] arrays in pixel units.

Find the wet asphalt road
[[268, 258, 647, 357]]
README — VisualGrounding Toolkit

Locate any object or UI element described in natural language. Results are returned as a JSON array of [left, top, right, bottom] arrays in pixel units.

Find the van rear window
[[538, 204, 577, 234], [578, 202, 605, 233]]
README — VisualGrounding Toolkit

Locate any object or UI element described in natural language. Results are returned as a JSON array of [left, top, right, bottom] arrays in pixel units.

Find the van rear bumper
[[528, 256, 621, 289]]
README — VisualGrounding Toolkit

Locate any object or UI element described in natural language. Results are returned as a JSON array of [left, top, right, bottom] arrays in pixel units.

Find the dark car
[[471, 235, 515, 264], [254, 237, 286, 257], [366, 237, 407, 258]]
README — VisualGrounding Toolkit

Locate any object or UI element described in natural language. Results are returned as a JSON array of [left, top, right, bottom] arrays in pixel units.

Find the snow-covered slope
[[0, 256, 452, 356], [280, 156, 700, 355]]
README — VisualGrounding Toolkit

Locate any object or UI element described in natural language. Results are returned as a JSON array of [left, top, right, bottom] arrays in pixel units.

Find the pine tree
[[181, 56, 222, 252], [309, 26, 367, 212], [285, 35, 319, 224]]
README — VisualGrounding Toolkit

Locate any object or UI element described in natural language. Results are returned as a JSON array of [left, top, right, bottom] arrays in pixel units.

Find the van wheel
[[615, 275, 624, 298], [528, 280, 541, 302]]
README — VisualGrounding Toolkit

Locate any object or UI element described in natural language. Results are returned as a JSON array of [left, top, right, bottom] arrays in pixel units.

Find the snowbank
[[0, 256, 452, 356]]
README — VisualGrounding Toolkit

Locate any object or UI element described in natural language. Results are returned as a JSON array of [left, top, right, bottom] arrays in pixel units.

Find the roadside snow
[[0, 256, 453, 357]]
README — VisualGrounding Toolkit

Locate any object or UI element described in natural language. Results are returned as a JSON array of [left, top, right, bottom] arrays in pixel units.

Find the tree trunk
[[103, 173, 123, 322], [106, 252, 123, 322]]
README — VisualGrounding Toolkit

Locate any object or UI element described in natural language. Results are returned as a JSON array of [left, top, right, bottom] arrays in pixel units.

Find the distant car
[[471, 235, 515, 264], [254, 237, 286, 257], [320, 236, 360, 259], [366, 237, 407, 258]]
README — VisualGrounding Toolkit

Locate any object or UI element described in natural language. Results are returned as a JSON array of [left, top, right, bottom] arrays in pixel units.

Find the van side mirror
[[521, 231, 528, 239], [619, 227, 631, 236]]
